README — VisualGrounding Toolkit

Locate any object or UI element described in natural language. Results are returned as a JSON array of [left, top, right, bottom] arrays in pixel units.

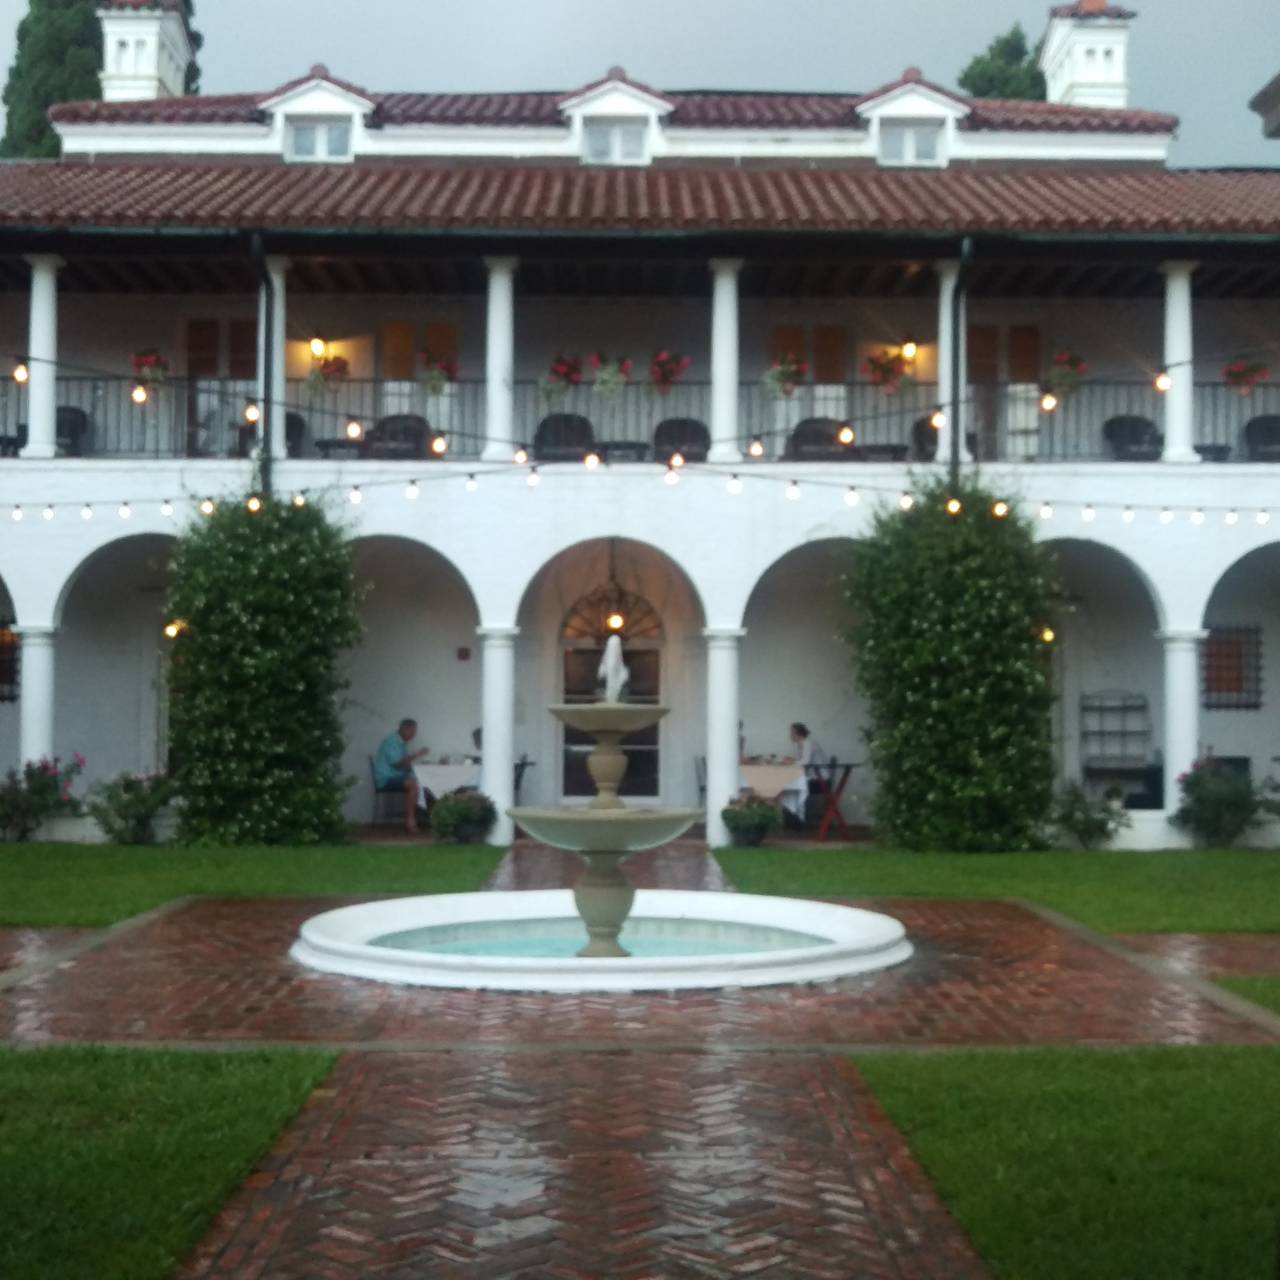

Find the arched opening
[[515, 538, 705, 807], [55, 535, 175, 788], [1045, 539, 1163, 806], [740, 538, 866, 827], [344, 536, 481, 822], [0, 575, 18, 771], [1199, 543, 1280, 782]]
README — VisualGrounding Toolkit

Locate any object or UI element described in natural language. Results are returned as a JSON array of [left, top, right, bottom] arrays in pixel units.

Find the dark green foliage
[[0, 756, 83, 841], [183, 1, 203, 94], [0, 0, 101, 158], [720, 795, 782, 847], [166, 497, 361, 845], [842, 476, 1059, 851], [1172, 759, 1279, 847], [86, 772, 175, 845], [1052, 781, 1131, 849], [958, 22, 1047, 101], [0, 0, 203, 159], [429, 791, 497, 843]]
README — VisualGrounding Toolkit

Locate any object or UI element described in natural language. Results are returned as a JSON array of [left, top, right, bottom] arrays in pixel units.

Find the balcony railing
[[4, 373, 1280, 464]]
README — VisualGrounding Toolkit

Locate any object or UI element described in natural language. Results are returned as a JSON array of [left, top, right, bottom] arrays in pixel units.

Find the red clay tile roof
[[49, 79, 1178, 134], [0, 162, 1275, 236], [101, 0, 187, 11], [1049, 3, 1138, 16], [556, 67, 674, 109]]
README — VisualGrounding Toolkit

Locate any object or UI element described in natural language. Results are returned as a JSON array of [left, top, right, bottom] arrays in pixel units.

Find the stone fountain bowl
[[547, 703, 670, 735], [509, 806, 701, 852]]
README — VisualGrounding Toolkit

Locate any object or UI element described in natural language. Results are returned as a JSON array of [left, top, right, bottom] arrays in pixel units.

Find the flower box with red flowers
[[649, 349, 691, 394], [417, 351, 458, 396], [1223, 357, 1270, 396], [762, 353, 809, 398], [861, 349, 910, 394], [1045, 350, 1088, 397], [131, 350, 169, 383]]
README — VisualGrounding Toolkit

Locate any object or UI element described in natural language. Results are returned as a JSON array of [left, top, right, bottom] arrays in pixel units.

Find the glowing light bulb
[[1154, 370, 1173, 393], [309, 336, 327, 358], [42, 505, 54, 522], [1159, 507, 1174, 524], [1040, 391, 1058, 413], [430, 433, 448, 456], [243, 402, 261, 425], [246, 495, 262, 513], [992, 500, 1009, 519], [10, 505, 22, 522], [1257, 510, 1271, 526], [786, 480, 801, 501], [899, 492, 915, 512], [404, 480, 420, 501], [1190, 508, 1205, 526], [1225, 509, 1239, 526], [1082, 505, 1096, 523], [118, 502, 131, 520], [344, 419, 363, 441], [747, 436, 765, 459], [131, 383, 149, 405], [464, 474, 478, 493], [348, 485, 363, 505], [945, 496, 962, 516], [1122, 507, 1136, 524], [292, 492, 307, 508], [12, 361, 29, 385], [163, 621, 182, 639], [664, 466, 680, 486], [513, 444, 529, 465], [81, 503, 94, 521], [1039, 502, 1054, 521], [837, 423, 855, 446], [670, 450, 686, 469], [583, 451, 601, 470], [901, 338, 919, 361], [606, 612, 625, 632], [199, 498, 215, 516], [160, 499, 174, 518], [726, 474, 743, 495], [844, 486, 860, 507], [929, 409, 945, 431], [1041, 627, 1056, 645], [527, 466, 541, 487]]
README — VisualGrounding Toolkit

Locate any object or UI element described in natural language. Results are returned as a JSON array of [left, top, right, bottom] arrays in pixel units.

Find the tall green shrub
[[843, 476, 1059, 851], [166, 497, 360, 844]]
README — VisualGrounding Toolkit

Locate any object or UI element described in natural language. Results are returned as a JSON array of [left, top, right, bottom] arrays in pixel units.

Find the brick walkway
[[0, 927, 95, 973], [1114, 933, 1280, 979]]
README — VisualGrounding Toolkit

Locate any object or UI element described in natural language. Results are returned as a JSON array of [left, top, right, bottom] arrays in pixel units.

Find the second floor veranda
[[4, 241, 1279, 466]]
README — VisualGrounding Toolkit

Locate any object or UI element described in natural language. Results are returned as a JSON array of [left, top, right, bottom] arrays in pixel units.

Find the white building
[[2, 0, 1280, 847]]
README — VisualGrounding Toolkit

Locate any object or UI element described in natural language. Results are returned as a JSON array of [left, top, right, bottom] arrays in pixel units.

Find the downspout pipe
[[949, 235, 974, 490], [251, 232, 274, 499]]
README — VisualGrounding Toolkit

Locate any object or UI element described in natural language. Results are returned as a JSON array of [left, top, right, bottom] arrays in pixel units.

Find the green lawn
[[859, 1047, 1280, 1280], [0, 843, 504, 927], [717, 847, 1280, 932], [1218, 976, 1280, 1016], [0, 1046, 334, 1280]]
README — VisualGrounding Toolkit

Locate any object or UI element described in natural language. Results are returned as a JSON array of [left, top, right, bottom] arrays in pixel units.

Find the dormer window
[[879, 119, 945, 167], [582, 117, 649, 166], [287, 116, 353, 163]]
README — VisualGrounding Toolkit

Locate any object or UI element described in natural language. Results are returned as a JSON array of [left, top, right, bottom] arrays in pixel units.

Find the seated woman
[[783, 723, 829, 827]]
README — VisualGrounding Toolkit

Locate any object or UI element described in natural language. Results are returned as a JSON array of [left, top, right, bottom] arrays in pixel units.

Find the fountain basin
[[547, 703, 668, 735], [510, 807, 702, 852], [290, 889, 913, 992]]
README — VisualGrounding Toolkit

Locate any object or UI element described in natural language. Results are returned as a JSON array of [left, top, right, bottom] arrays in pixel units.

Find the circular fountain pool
[[290, 889, 912, 992]]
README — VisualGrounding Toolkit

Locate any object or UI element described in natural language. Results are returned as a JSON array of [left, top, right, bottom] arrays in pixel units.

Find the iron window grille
[[1202, 626, 1262, 710], [0, 622, 17, 703]]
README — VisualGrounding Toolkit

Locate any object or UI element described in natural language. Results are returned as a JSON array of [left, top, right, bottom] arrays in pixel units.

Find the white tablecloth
[[739, 763, 806, 818], [413, 762, 481, 797]]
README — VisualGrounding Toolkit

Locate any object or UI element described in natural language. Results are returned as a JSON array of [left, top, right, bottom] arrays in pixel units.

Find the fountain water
[[291, 637, 912, 991]]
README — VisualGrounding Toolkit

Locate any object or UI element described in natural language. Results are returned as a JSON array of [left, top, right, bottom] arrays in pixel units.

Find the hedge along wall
[[166, 496, 361, 844], [842, 475, 1061, 852]]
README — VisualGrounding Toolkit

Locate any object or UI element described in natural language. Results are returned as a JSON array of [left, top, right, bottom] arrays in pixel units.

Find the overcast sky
[[0, 0, 1275, 166]]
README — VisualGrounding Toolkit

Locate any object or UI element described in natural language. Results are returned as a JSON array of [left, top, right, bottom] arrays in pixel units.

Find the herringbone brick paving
[[179, 1052, 987, 1279]]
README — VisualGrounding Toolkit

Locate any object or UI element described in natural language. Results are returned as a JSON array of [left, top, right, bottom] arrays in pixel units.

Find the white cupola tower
[[97, 2, 193, 102], [1038, 1, 1135, 109]]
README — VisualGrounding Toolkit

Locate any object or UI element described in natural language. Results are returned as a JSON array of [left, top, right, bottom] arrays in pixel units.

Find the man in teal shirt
[[375, 718, 429, 833]]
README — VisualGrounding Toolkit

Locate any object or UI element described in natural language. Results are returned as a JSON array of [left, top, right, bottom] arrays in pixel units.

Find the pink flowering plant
[[417, 350, 458, 397], [762, 352, 809, 398], [862, 349, 910, 394], [1223, 356, 1270, 396], [590, 351, 633, 397], [649, 349, 691, 394], [540, 354, 584, 402], [0, 754, 84, 842], [87, 771, 176, 845], [1171, 758, 1280, 847], [131, 349, 169, 383], [1045, 350, 1088, 398]]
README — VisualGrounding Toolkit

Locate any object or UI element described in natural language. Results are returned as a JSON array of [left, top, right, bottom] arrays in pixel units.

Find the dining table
[[412, 760, 481, 798], [738, 762, 807, 817]]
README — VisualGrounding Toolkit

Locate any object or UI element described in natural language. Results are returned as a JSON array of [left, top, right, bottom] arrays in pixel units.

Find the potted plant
[[762, 353, 808, 398], [861, 348, 910, 395], [307, 354, 349, 393], [417, 351, 458, 397], [649, 349, 691, 394], [1045, 350, 1088, 399], [590, 352, 633, 397], [430, 789, 497, 843], [131, 349, 169, 384], [721, 794, 782, 847], [540, 354, 583, 403], [1223, 356, 1270, 396]]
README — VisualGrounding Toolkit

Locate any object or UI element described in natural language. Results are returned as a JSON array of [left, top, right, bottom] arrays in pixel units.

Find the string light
[[929, 409, 945, 430], [10, 505, 22, 522], [670, 450, 686, 469], [12, 360, 29, 384], [583, 450, 601, 470], [786, 480, 801, 501], [1257, 510, 1271, 526], [726, 474, 743, 495], [347, 485, 363, 505], [747, 436, 765, 459], [844, 486, 860, 507], [464, 474, 478, 492], [198, 498, 215, 516], [245, 495, 262, 514], [308, 336, 327, 358], [81, 503, 93, 521], [1039, 501, 1054, 521], [291, 491, 307, 508], [131, 383, 149, 405], [1225, 509, 1239, 526], [527, 466, 541, 488], [900, 338, 919, 361], [1154, 370, 1173, 393], [118, 502, 131, 520], [160, 499, 174, 518], [992, 499, 1009, 519], [344, 419, 363, 441], [1081, 504, 1096, 523], [163, 619, 187, 639], [430, 433, 448, 456], [1190, 508, 1205, 526], [837, 424, 855, 446], [1041, 626, 1056, 645], [663, 464, 680, 486], [1122, 506, 1135, 524], [404, 479, 420, 501], [606, 612, 625, 632], [41, 504, 54, 522], [513, 444, 529, 465], [945, 496, 962, 516], [899, 492, 915, 512], [243, 401, 261, 425], [1159, 507, 1174, 524], [1040, 391, 1058, 413]]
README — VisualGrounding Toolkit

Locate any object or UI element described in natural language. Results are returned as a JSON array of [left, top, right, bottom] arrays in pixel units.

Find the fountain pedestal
[[510, 702, 699, 957]]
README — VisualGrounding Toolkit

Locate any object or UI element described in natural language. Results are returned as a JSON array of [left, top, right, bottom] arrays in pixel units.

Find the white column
[[21, 256, 62, 460], [479, 626, 519, 845], [1160, 261, 1199, 464], [482, 256, 517, 462], [704, 627, 745, 846], [1159, 628, 1207, 806], [708, 257, 744, 463], [256, 255, 289, 460], [933, 259, 971, 466], [15, 626, 56, 764]]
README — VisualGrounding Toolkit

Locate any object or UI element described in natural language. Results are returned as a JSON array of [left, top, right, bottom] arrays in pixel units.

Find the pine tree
[[1, 0, 102, 159], [0, 0, 204, 159], [958, 23, 1047, 101]]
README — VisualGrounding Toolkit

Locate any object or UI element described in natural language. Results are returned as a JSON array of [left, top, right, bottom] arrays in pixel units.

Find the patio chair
[[786, 417, 850, 461], [285, 412, 306, 459], [369, 756, 404, 825], [654, 418, 711, 464], [0, 421, 27, 458], [366, 413, 430, 460], [1103, 415, 1163, 462], [56, 406, 90, 456], [1243, 415, 1280, 463], [534, 413, 594, 462], [910, 415, 938, 462]]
